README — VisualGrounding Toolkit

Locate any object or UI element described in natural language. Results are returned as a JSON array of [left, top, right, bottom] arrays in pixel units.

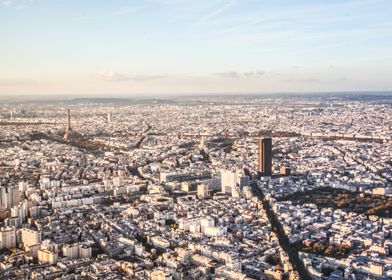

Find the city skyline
[[0, 94, 391, 279], [1, 0, 392, 95]]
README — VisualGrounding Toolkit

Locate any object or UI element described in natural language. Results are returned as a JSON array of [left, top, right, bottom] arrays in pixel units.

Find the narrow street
[[251, 182, 313, 280]]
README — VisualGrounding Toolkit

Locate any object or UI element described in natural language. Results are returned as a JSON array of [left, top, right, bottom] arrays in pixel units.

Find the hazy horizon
[[0, 91, 391, 107]]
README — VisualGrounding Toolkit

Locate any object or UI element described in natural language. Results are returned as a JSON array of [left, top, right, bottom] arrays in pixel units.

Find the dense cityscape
[[0, 94, 391, 279]]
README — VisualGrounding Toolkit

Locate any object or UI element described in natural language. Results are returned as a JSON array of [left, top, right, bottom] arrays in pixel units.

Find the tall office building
[[220, 170, 250, 195], [220, 170, 237, 194], [199, 136, 205, 149], [197, 184, 209, 199], [62, 243, 79, 259], [258, 137, 272, 177], [20, 228, 42, 248], [79, 244, 92, 258], [38, 249, 58, 265], [0, 186, 20, 210], [0, 227, 16, 249]]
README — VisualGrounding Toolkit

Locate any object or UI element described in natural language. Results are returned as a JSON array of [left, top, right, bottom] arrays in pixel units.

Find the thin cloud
[[222, 18, 266, 33], [215, 71, 241, 79], [200, 0, 235, 22], [300, 78, 319, 83], [285, 77, 349, 83], [112, 6, 144, 16], [75, 5, 143, 21], [93, 71, 166, 82], [221, 0, 387, 35], [1, 0, 13, 6], [0, 78, 36, 85], [215, 70, 266, 79], [1, 0, 35, 7], [243, 70, 265, 78]]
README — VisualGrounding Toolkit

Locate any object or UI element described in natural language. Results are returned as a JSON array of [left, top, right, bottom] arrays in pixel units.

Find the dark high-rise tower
[[258, 137, 272, 177], [64, 108, 72, 141]]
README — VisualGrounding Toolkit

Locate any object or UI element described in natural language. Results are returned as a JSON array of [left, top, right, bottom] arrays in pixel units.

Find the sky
[[0, 0, 392, 96]]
